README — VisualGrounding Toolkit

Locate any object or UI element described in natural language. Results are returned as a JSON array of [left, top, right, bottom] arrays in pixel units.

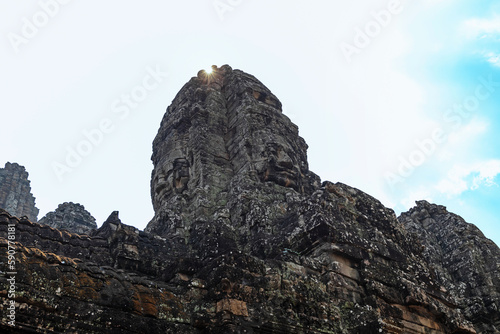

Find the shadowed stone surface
[[0, 162, 39, 222], [39, 202, 97, 235], [0, 66, 498, 333]]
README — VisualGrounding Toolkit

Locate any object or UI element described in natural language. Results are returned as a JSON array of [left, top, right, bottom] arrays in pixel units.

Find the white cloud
[[436, 160, 500, 197], [447, 118, 489, 145], [463, 16, 500, 38], [462, 16, 500, 65], [438, 118, 489, 162], [472, 160, 500, 189], [435, 167, 470, 196], [483, 51, 500, 67]]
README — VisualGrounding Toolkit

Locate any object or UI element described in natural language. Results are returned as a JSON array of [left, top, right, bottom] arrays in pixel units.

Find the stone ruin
[[0, 65, 498, 333]]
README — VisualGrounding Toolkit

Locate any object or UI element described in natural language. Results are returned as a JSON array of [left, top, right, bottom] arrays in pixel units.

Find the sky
[[1, 0, 499, 246]]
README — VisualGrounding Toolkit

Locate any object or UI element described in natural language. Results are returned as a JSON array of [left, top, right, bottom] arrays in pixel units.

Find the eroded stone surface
[[0, 66, 498, 333], [39, 202, 97, 235], [147, 65, 319, 236], [399, 200, 500, 333], [0, 162, 39, 222]]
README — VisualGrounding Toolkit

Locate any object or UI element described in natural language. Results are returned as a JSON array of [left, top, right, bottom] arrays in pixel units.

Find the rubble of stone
[[0, 65, 498, 333], [0, 162, 39, 221], [39, 202, 97, 235]]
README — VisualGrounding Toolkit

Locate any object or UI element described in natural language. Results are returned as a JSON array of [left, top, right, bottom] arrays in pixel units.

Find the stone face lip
[[39, 201, 97, 235], [0, 161, 39, 221]]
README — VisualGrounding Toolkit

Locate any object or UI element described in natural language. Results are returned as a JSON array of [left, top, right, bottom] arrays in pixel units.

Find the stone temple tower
[[146, 64, 320, 241], [0, 162, 39, 221]]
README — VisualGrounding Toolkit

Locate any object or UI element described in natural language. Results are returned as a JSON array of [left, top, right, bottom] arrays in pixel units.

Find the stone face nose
[[147, 65, 320, 236]]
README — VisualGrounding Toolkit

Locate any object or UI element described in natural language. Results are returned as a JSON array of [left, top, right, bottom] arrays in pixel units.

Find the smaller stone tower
[[0, 162, 39, 221], [39, 202, 97, 235]]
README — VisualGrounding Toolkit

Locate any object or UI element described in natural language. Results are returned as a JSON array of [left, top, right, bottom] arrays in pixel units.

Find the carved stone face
[[152, 157, 191, 211], [150, 65, 315, 219], [258, 143, 301, 190]]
